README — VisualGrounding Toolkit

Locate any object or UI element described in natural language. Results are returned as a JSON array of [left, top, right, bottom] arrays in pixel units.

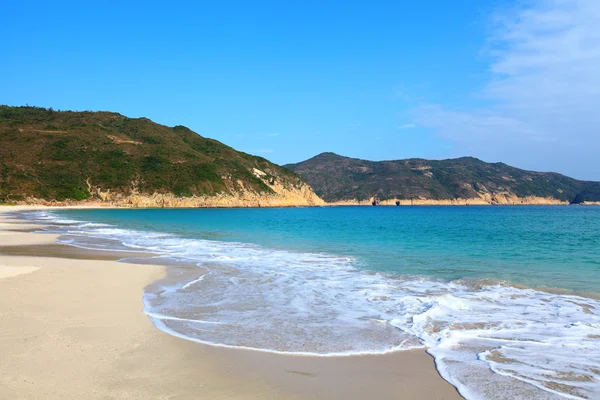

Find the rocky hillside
[[0, 106, 323, 207], [285, 152, 600, 205]]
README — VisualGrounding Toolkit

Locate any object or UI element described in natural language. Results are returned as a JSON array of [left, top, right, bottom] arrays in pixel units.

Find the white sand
[[0, 265, 39, 280], [0, 207, 462, 399]]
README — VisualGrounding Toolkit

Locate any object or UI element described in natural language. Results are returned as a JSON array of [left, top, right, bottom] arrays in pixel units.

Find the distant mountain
[[285, 152, 600, 205], [0, 106, 322, 207]]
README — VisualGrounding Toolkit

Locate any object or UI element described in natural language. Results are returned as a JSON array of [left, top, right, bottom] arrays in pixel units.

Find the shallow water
[[21, 206, 600, 399]]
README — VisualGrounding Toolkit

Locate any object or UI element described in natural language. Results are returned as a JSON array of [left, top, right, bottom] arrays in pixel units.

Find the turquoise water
[[23, 206, 600, 400], [47, 206, 600, 293]]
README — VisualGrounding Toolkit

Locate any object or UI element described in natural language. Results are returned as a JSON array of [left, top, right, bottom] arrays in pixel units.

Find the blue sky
[[2, 1, 599, 180]]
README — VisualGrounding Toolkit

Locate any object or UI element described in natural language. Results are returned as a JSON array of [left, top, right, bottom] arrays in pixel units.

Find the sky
[[2, 0, 599, 180]]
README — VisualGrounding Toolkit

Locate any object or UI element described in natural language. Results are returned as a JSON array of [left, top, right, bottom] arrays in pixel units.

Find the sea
[[19, 206, 600, 400]]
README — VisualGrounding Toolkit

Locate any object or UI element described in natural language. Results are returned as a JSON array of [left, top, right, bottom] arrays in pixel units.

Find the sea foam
[[26, 210, 600, 399]]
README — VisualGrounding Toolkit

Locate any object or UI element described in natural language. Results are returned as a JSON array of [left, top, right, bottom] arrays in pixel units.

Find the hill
[[285, 152, 600, 205], [0, 106, 323, 207]]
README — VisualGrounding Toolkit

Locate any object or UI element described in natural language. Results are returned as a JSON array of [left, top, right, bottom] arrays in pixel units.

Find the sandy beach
[[0, 207, 461, 399]]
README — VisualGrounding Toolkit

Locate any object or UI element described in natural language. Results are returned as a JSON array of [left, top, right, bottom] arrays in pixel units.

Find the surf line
[[182, 270, 212, 290]]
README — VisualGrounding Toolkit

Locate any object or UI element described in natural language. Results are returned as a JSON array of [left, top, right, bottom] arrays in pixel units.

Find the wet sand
[[0, 206, 462, 399], [0, 243, 157, 261]]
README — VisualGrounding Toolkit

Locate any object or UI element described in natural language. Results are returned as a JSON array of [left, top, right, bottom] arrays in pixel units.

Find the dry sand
[[0, 207, 462, 399], [0, 265, 39, 280]]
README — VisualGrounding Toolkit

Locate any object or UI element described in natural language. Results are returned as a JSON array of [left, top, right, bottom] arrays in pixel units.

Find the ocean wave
[[25, 210, 600, 399]]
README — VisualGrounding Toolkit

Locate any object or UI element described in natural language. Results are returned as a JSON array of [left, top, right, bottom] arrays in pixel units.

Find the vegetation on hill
[[285, 152, 600, 204], [0, 106, 307, 202]]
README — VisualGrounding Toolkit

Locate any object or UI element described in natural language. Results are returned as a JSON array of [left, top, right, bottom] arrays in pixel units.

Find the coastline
[[0, 207, 462, 399], [326, 195, 577, 206], [5, 194, 599, 209]]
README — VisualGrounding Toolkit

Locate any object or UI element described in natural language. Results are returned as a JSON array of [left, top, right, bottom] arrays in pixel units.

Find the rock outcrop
[[327, 196, 568, 206], [20, 173, 324, 208]]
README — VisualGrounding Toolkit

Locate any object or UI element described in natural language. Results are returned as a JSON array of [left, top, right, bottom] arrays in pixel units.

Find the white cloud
[[413, 0, 600, 179], [398, 123, 416, 129]]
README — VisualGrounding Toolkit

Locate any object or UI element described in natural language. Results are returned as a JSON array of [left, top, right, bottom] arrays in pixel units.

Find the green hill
[[285, 152, 600, 204], [0, 106, 320, 206]]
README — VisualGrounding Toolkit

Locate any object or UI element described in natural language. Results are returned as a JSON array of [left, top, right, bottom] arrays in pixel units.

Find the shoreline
[[0, 207, 462, 399], [4, 194, 600, 209]]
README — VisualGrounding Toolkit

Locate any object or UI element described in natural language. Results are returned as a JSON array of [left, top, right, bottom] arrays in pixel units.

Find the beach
[[0, 207, 461, 400]]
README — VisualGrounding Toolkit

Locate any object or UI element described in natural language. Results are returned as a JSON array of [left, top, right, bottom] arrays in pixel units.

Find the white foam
[[27, 210, 600, 399], [182, 271, 211, 289]]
